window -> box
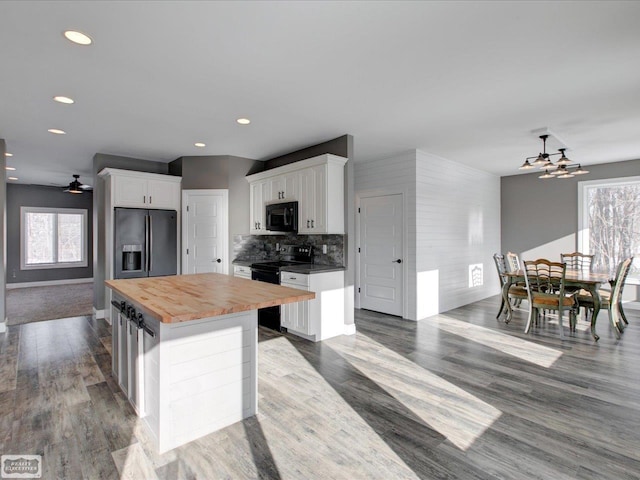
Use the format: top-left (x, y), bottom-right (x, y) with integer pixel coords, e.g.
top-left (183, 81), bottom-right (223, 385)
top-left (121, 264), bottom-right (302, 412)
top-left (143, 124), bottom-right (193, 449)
top-left (20, 207), bottom-right (88, 269)
top-left (578, 177), bottom-right (640, 283)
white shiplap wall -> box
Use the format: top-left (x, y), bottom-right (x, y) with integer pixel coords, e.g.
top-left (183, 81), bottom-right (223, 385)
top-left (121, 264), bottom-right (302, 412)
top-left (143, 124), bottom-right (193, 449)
top-left (355, 150), bottom-right (501, 320)
top-left (416, 150), bottom-right (501, 315)
top-left (355, 151), bottom-right (417, 319)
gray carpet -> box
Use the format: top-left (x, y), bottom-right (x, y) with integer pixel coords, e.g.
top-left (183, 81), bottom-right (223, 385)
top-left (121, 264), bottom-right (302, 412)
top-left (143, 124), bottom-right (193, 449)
top-left (6, 282), bottom-right (94, 325)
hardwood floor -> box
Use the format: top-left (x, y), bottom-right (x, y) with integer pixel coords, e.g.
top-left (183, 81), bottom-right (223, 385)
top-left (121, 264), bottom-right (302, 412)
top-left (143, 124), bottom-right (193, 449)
top-left (1, 297), bottom-right (639, 479)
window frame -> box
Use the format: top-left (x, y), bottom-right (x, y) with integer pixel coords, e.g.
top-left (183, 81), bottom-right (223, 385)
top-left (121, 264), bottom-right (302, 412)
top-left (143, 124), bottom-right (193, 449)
top-left (578, 175), bottom-right (640, 283)
top-left (20, 206), bottom-right (88, 270)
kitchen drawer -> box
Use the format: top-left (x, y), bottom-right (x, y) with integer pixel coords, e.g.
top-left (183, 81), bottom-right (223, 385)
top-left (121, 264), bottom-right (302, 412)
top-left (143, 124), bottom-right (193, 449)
top-left (233, 266), bottom-right (251, 278)
top-left (280, 271), bottom-right (309, 288)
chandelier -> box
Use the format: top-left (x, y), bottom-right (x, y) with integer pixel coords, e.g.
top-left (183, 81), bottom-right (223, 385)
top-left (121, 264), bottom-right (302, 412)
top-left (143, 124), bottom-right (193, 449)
top-left (519, 134), bottom-right (589, 179)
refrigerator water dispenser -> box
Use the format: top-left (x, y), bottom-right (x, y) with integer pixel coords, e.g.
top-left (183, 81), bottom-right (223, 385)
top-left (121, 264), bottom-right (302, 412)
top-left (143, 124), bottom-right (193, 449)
top-left (122, 244), bottom-right (142, 271)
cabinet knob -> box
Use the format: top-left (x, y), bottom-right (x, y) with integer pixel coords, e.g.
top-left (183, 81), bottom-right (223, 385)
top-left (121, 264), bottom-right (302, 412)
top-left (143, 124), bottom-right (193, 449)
top-left (215, 258), bottom-right (222, 263)
top-left (307, 220), bottom-right (310, 228)
top-left (393, 259), bottom-right (402, 264)
top-left (311, 220), bottom-right (314, 228)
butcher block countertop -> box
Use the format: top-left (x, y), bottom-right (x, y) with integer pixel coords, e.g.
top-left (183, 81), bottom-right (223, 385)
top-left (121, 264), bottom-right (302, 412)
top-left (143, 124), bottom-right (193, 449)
top-left (105, 273), bottom-right (315, 324)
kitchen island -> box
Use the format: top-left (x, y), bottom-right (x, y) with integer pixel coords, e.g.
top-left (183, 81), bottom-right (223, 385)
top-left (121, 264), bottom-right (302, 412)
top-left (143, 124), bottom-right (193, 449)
top-left (105, 273), bottom-right (314, 453)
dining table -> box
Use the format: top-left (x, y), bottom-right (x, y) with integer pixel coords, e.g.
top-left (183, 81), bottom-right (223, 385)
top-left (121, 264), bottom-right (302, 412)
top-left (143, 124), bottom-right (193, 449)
top-left (501, 269), bottom-right (614, 341)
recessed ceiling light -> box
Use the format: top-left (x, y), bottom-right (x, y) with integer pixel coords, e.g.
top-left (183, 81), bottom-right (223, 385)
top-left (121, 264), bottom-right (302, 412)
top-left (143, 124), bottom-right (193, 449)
top-left (5, 152), bottom-right (12, 157)
top-left (5, 167), bottom-right (16, 171)
top-left (64, 30), bottom-right (92, 45)
top-left (194, 142), bottom-right (206, 148)
top-left (54, 95), bottom-right (75, 104)
top-left (236, 118), bottom-right (251, 125)
top-left (48, 128), bottom-right (66, 135)
top-left (8, 177), bottom-right (18, 181)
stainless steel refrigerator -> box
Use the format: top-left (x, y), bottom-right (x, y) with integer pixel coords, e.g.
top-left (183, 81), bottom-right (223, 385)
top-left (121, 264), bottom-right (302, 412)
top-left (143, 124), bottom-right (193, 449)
top-left (114, 207), bottom-right (177, 279)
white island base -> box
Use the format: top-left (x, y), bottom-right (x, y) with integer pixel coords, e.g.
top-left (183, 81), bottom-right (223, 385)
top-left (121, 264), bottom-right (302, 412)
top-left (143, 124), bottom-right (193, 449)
top-left (112, 304), bottom-right (257, 454)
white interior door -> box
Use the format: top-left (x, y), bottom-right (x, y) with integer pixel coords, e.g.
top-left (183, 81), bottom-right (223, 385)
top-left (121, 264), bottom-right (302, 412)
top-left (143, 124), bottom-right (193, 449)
top-left (359, 194), bottom-right (403, 316)
top-left (182, 190), bottom-right (228, 275)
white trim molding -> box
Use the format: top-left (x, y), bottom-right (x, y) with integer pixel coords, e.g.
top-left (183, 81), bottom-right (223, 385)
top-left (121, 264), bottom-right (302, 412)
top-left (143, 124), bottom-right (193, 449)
top-left (6, 277), bottom-right (93, 290)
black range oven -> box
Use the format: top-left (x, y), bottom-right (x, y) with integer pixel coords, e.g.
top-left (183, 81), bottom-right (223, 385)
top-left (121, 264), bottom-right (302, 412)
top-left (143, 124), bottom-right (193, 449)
top-left (250, 245), bottom-right (313, 331)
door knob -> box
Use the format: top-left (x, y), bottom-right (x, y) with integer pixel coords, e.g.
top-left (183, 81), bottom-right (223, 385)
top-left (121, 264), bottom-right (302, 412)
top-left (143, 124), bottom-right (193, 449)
top-left (393, 259), bottom-right (402, 264)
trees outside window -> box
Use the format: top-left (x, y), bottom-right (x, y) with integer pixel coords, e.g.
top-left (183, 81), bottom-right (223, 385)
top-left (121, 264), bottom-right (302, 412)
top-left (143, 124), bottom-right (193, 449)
top-left (579, 177), bottom-right (639, 282)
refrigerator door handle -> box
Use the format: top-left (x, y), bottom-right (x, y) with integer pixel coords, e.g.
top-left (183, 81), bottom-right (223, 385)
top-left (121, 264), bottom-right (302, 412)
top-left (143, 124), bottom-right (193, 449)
top-left (149, 215), bottom-right (153, 273)
top-left (144, 215), bottom-right (149, 272)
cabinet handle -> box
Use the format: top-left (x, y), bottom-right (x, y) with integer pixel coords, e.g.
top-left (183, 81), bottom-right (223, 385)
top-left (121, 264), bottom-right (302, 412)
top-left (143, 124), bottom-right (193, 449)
top-left (281, 191), bottom-right (285, 199)
top-left (143, 195), bottom-right (146, 204)
top-left (311, 219), bottom-right (314, 228)
top-left (307, 220), bottom-right (310, 228)
top-left (149, 196), bottom-right (152, 204)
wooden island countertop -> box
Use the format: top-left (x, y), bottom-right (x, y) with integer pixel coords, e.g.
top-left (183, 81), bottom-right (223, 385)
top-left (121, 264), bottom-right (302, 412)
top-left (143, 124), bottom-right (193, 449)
top-left (105, 273), bottom-right (315, 324)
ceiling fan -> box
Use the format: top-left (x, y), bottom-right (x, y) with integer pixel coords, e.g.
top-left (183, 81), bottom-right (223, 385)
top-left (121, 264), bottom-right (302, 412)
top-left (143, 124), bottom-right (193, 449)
top-left (63, 174), bottom-right (93, 194)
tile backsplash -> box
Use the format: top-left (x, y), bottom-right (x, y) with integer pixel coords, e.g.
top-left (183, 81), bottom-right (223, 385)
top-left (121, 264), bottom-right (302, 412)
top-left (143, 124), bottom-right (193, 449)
top-left (233, 234), bottom-right (345, 266)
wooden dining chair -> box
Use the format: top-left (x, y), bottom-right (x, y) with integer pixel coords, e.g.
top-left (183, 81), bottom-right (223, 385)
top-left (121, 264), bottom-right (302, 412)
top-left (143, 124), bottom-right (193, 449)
top-left (523, 259), bottom-right (577, 338)
top-left (506, 252), bottom-right (521, 272)
top-left (576, 256), bottom-right (634, 338)
top-left (561, 252), bottom-right (595, 272)
top-left (493, 253), bottom-right (528, 319)
top-left (561, 252), bottom-right (595, 319)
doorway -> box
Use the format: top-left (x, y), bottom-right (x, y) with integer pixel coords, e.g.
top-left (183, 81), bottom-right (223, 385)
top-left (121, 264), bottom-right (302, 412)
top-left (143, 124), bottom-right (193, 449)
top-left (358, 193), bottom-right (404, 316)
top-left (182, 190), bottom-right (229, 275)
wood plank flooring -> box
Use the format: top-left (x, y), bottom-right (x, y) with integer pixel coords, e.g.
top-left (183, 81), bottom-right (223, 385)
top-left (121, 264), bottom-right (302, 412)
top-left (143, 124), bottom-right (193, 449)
top-left (1, 298), bottom-right (639, 479)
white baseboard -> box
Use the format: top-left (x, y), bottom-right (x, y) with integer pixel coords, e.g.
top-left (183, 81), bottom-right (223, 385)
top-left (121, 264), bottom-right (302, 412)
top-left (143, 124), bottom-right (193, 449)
top-left (343, 323), bottom-right (356, 336)
top-left (0, 319), bottom-right (6, 333)
top-left (94, 308), bottom-right (106, 320)
top-left (7, 278), bottom-right (93, 290)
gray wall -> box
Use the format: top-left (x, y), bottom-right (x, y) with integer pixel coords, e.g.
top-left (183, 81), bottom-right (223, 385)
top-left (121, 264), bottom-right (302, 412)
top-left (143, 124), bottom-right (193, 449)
top-left (502, 158), bottom-right (640, 255)
top-left (0, 140), bottom-right (6, 329)
top-left (6, 184), bottom-right (93, 284)
top-left (264, 136), bottom-right (350, 170)
top-left (92, 153), bottom-right (170, 311)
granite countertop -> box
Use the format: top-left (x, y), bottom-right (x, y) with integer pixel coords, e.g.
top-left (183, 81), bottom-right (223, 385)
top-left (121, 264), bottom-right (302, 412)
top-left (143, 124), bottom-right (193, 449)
top-left (232, 258), bottom-right (345, 274)
top-left (231, 259), bottom-right (257, 267)
top-left (105, 273), bottom-right (314, 324)
top-left (280, 264), bottom-right (346, 274)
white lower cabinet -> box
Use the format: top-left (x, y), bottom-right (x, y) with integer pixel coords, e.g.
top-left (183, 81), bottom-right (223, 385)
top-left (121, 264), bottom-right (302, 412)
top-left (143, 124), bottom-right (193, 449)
top-left (111, 298), bottom-right (146, 416)
top-left (233, 265), bottom-right (252, 279)
top-left (280, 270), bottom-right (345, 342)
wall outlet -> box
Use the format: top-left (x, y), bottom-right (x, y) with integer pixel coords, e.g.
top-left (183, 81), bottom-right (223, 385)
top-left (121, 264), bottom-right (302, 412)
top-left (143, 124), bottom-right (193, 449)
top-left (322, 244), bottom-right (327, 254)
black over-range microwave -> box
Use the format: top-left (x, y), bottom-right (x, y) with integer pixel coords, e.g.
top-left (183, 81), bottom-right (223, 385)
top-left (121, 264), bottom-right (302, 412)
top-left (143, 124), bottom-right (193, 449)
top-left (266, 201), bottom-right (298, 232)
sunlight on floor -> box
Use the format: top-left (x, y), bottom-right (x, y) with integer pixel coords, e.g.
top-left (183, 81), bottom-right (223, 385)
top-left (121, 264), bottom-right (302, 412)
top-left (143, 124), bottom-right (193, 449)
top-left (257, 336), bottom-right (422, 479)
top-left (328, 333), bottom-right (502, 451)
top-left (432, 315), bottom-right (564, 368)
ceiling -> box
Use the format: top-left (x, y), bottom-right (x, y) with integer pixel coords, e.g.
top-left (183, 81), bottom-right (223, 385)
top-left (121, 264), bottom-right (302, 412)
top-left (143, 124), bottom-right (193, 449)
top-left (2, 1), bottom-right (640, 188)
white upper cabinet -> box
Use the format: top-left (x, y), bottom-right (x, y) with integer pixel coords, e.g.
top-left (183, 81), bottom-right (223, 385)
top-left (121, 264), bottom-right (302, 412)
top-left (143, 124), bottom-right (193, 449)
top-left (269, 171), bottom-right (299, 202)
top-left (247, 154), bottom-right (347, 235)
top-left (147, 178), bottom-right (181, 209)
top-left (101, 168), bottom-right (181, 210)
top-left (250, 180), bottom-right (270, 234)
